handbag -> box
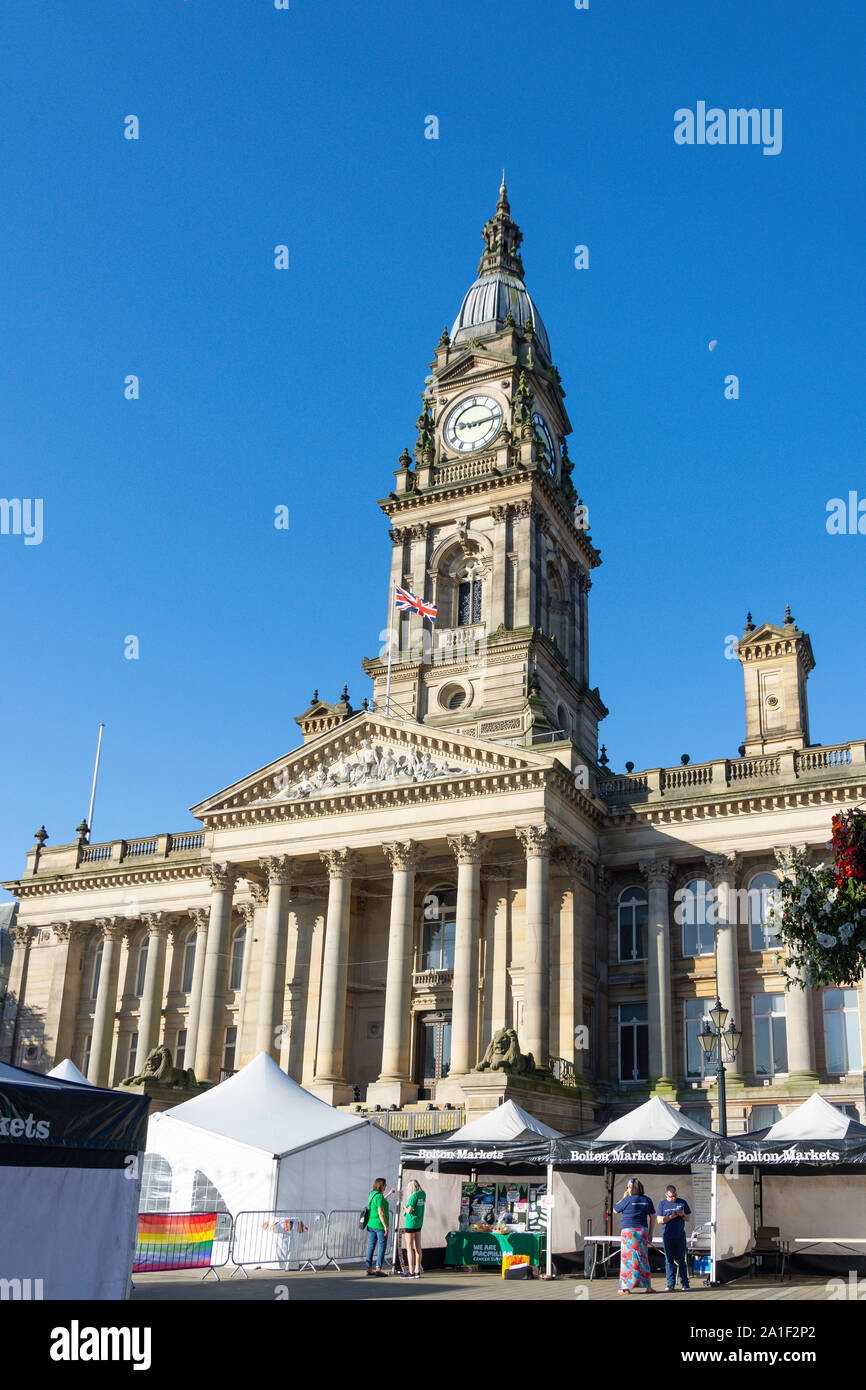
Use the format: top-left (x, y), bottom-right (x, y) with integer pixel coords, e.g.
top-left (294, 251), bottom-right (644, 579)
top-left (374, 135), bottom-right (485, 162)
top-left (359, 1205), bottom-right (370, 1229)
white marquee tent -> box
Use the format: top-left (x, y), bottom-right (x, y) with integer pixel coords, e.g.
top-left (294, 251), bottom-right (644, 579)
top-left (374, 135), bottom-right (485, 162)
top-left (47, 1058), bottom-right (91, 1085)
top-left (446, 1099), bottom-right (563, 1144)
top-left (144, 1052), bottom-right (400, 1221)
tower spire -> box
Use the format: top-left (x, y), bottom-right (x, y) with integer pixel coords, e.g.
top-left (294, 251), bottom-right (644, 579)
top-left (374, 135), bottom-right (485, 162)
top-left (478, 175), bottom-right (524, 280)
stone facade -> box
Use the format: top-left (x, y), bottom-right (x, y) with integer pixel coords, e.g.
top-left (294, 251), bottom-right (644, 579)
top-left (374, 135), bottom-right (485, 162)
top-left (2, 185), bottom-right (864, 1133)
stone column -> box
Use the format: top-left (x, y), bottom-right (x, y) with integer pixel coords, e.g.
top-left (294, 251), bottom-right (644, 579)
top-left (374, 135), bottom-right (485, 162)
top-left (705, 852), bottom-right (744, 1081)
top-left (446, 832), bottom-right (486, 1075)
top-left (482, 868), bottom-right (511, 1045)
top-left (578, 573), bottom-right (591, 686)
top-left (136, 912), bottom-right (170, 1062)
top-left (512, 500), bottom-right (535, 628)
top-left (775, 845), bottom-right (819, 1080)
top-left (368, 841), bottom-right (421, 1106)
top-left (310, 849), bottom-right (357, 1104)
top-left (490, 505), bottom-right (510, 631)
top-left (387, 527), bottom-right (407, 653)
top-left (234, 897), bottom-right (260, 1067)
top-left (87, 918), bottom-right (126, 1085)
top-left (0, 924), bottom-right (34, 1062)
top-left (193, 863), bottom-right (239, 1083)
top-left (255, 856), bottom-right (294, 1058)
top-left (638, 858), bottom-right (675, 1090)
top-left (407, 523), bottom-right (429, 659)
top-left (184, 907), bottom-right (210, 1067)
top-left (47, 922), bottom-right (87, 1066)
top-left (552, 848), bottom-right (591, 1073)
top-left (517, 825), bottom-right (551, 1065)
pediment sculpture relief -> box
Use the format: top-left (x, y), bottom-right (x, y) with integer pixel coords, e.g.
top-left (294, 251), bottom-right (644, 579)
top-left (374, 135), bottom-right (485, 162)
top-left (255, 738), bottom-right (468, 803)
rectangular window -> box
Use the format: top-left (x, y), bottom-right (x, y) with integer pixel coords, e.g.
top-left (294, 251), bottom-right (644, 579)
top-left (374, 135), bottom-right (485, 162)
top-left (223, 1026), bottom-right (237, 1074)
top-left (80, 1035), bottom-right (92, 1075)
top-left (175, 1028), bottom-right (187, 1072)
top-left (618, 894), bottom-right (647, 962)
top-left (127, 1031), bottom-right (138, 1078)
top-left (823, 989), bottom-right (863, 1074)
top-left (619, 1002), bottom-right (648, 1082)
top-left (752, 994), bottom-right (788, 1077)
top-left (181, 940), bottom-right (196, 994)
top-left (684, 999), bottom-right (709, 1079)
top-left (750, 1104), bottom-right (781, 1129)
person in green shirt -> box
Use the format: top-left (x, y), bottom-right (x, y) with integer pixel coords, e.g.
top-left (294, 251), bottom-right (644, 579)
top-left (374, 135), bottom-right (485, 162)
top-left (402, 1179), bottom-right (426, 1278)
top-left (365, 1178), bottom-right (390, 1275)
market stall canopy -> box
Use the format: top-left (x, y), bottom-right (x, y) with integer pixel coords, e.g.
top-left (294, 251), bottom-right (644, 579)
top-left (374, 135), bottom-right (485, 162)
top-left (553, 1096), bottom-right (729, 1167)
top-left (145, 1052), bottom-right (399, 1216)
top-left (0, 1059), bottom-right (148, 1156)
top-left (733, 1091), bottom-right (866, 1168)
top-left (401, 1099), bottom-right (559, 1167)
top-left (162, 1050), bottom-right (369, 1156)
top-left (47, 1058), bottom-right (92, 1085)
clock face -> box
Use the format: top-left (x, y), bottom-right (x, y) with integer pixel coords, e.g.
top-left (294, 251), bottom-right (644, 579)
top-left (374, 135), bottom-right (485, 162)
top-left (532, 412), bottom-right (557, 476)
top-left (444, 395), bottom-right (503, 453)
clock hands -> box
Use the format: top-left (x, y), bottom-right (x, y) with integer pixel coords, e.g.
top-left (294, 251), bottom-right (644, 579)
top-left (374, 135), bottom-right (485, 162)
top-left (456, 415), bottom-right (494, 432)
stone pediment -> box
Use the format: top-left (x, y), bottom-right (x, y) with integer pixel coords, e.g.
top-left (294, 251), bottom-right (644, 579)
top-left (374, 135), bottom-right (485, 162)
top-left (190, 712), bottom-right (551, 820)
top-left (436, 349), bottom-right (512, 387)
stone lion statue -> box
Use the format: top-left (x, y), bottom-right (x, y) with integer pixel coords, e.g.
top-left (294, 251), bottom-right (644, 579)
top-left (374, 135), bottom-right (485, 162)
top-left (474, 1028), bottom-right (536, 1076)
top-left (122, 1044), bottom-right (197, 1089)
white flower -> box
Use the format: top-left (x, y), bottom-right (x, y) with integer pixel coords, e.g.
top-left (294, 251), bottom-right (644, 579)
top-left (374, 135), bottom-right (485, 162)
top-left (827, 887), bottom-right (839, 903)
top-left (799, 891), bottom-right (810, 906)
top-left (816, 932), bottom-right (837, 948)
top-left (839, 923), bottom-right (855, 943)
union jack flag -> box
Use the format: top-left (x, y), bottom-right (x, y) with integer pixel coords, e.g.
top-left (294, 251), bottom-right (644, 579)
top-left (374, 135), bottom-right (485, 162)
top-left (395, 586), bottom-right (437, 621)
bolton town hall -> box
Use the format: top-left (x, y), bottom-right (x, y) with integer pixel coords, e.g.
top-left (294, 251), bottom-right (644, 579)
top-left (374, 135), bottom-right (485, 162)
top-left (3, 183), bottom-right (865, 1133)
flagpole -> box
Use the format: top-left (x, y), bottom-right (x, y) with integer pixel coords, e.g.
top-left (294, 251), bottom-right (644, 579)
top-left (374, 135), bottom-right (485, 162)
top-left (87, 723), bottom-right (105, 838)
top-left (385, 581), bottom-right (395, 717)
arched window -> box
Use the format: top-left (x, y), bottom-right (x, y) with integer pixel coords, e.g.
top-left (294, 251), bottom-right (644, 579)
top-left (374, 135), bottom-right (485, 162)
top-left (90, 942), bottom-right (103, 1000)
top-left (421, 885), bottom-right (457, 971)
top-left (181, 931), bottom-right (197, 994)
top-left (456, 563), bottom-right (483, 627)
top-left (748, 871), bottom-right (779, 951)
top-left (229, 927), bottom-right (245, 991)
top-left (679, 878), bottom-right (715, 957)
top-left (546, 565), bottom-right (567, 654)
top-left (191, 1170), bottom-right (229, 1215)
top-left (618, 887), bottom-right (647, 961)
top-left (135, 935), bottom-right (149, 997)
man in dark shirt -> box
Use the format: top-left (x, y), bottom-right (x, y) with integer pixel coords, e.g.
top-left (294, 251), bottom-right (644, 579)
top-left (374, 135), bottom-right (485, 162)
top-left (656, 1184), bottom-right (691, 1291)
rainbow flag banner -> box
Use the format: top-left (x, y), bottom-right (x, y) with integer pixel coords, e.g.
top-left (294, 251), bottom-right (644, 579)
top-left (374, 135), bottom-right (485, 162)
top-left (133, 1212), bottom-right (218, 1272)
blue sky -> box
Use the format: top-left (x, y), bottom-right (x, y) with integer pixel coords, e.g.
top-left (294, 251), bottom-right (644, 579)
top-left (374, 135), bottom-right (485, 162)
top-left (1, 0), bottom-right (864, 891)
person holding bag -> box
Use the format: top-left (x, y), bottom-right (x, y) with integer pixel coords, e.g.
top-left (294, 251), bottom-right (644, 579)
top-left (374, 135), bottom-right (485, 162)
top-left (365, 1178), bottom-right (390, 1276)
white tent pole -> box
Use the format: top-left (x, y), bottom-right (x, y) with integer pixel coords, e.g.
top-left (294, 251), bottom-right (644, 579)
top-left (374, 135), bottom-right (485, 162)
top-left (545, 1159), bottom-right (554, 1277)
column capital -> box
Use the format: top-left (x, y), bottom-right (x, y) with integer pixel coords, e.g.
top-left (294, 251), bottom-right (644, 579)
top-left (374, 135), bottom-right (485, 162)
top-left (637, 857), bottom-right (675, 888)
top-left (188, 906), bottom-right (210, 933)
top-left (258, 854), bottom-right (294, 887)
top-left (9, 922), bottom-right (36, 949)
top-left (236, 901), bottom-right (256, 928)
top-left (551, 844), bottom-right (593, 883)
top-left (382, 840), bottom-right (422, 872)
top-left (207, 861), bottom-right (239, 893)
top-left (93, 917), bottom-right (128, 943)
top-left (704, 851), bottom-right (741, 887)
top-left (48, 920), bottom-right (76, 943)
top-left (774, 844), bottom-right (808, 877)
top-left (516, 824), bottom-right (552, 859)
top-left (446, 831), bottom-right (488, 865)
top-left (320, 847), bottom-right (359, 879)
top-left (141, 911), bottom-right (170, 939)
top-left (247, 878), bottom-right (270, 907)
top-left (491, 503), bottom-right (511, 524)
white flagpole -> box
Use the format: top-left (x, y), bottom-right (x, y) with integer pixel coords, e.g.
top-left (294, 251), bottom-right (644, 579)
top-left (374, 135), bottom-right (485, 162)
top-left (385, 582), bottom-right (396, 717)
top-left (87, 723), bottom-right (105, 838)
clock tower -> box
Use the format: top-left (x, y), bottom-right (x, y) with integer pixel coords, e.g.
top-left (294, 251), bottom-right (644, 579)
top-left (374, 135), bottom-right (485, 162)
top-left (363, 179), bottom-right (607, 762)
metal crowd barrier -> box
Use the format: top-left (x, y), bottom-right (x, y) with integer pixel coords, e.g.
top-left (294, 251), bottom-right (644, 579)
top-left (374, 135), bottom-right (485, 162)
top-left (325, 1209), bottom-right (372, 1268)
top-left (133, 1211), bottom-right (235, 1281)
top-left (230, 1210), bottom-right (327, 1276)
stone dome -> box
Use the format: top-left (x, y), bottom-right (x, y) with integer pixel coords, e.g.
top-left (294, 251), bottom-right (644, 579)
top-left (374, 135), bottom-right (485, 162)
top-left (451, 269), bottom-right (551, 360)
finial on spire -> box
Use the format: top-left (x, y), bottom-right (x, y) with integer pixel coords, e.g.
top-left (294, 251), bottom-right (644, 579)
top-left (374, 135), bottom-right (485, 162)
top-left (744, 612), bottom-right (755, 632)
top-left (478, 177), bottom-right (524, 280)
top-left (784, 603), bottom-right (794, 625)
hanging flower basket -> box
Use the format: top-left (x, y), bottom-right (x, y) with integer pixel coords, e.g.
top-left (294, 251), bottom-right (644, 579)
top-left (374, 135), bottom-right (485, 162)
top-left (766, 808), bottom-right (866, 988)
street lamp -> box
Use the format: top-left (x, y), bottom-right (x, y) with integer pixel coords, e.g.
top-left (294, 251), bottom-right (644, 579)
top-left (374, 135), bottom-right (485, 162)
top-left (699, 998), bottom-right (742, 1137)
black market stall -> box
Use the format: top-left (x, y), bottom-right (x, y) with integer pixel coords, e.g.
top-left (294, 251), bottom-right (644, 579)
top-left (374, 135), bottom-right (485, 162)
top-left (551, 1096), bottom-right (748, 1284)
top-left (732, 1092), bottom-right (866, 1273)
top-left (0, 1060), bottom-right (149, 1299)
top-left (400, 1100), bottom-right (562, 1274)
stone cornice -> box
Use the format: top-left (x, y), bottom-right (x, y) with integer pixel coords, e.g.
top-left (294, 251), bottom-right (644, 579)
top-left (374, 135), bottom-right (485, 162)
top-left (605, 779), bottom-right (866, 829)
top-left (6, 862), bottom-right (209, 899)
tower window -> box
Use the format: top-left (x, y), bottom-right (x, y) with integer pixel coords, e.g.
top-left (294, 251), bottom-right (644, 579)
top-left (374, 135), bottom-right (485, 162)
top-left (456, 564), bottom-right (483, 626)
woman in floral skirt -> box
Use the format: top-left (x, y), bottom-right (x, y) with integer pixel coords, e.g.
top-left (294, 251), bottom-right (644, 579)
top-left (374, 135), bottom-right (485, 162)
top-left (613, 1178), bottom-right (656, 1293)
